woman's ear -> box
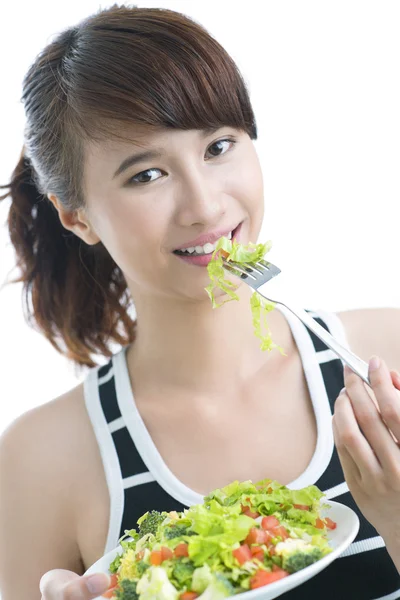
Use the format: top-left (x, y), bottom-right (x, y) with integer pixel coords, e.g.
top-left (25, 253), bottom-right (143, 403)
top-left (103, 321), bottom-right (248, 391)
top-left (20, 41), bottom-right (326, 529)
top-left (47, 194), bottom-right (101, 245)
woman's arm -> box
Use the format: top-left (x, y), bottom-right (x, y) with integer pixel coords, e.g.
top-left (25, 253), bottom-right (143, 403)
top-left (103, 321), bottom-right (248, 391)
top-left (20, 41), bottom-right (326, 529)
top-left (0, 404), bottom-right (84, 599)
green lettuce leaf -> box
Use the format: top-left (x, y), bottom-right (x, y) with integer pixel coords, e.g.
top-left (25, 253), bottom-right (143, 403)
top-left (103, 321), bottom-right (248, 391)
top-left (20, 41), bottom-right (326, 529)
top-left (205, 237), bottom-right (286, 355)
top-left (184, 504), bottom-right (255, 567)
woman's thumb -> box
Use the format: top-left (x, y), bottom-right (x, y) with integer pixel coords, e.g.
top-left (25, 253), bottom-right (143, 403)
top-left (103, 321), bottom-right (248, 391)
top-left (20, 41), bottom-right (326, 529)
top-left (40, 568), bottom-right (111, 599)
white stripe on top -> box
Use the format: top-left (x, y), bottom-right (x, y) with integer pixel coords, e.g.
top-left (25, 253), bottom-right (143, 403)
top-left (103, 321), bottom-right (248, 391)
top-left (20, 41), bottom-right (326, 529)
top-left (84, 367), bottom-right (125, 555)
top-left (98, 368), bottom-right (115, 386)
top-left (339, 536), bottom-right (386, 557)
top-left (123, 471), bottom-right (156, 490)
top-left (323, 481), bottom-right (349, 499)
top-left (372, 589), bottom-right (400, 600)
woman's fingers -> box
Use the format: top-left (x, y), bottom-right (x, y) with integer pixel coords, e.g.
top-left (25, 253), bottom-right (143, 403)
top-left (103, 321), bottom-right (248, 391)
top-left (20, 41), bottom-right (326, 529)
top-left (342, 363), bottom-right (400, 478)
top-left (40, 568), bottom-right (111, 599)
top-left (390, 369), bottom-right (400, 391)
top-left (366, 359), bottom-right (400, 443)
top-left (333, 388), bottom-right (381, 485)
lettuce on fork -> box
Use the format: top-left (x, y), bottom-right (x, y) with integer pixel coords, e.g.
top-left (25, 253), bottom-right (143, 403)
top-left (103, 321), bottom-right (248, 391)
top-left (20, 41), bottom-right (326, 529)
top-left (205, 237), bottom-right (286, 354)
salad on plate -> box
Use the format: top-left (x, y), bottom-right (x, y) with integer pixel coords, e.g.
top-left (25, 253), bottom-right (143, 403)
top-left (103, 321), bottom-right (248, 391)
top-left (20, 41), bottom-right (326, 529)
top-left (101, 479), bottom-right (337, 599)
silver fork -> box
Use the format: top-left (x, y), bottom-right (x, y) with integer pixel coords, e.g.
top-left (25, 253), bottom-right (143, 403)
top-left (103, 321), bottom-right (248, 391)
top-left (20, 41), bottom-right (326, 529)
top-left (222, 257), bottom-right (371, 387)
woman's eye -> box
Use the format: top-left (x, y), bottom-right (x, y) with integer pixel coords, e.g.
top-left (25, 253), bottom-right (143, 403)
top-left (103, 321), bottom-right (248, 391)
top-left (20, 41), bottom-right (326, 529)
top-left (206, 138), bottom-right (236, 159)
top-left (129, 168), bottom-right (163, 185)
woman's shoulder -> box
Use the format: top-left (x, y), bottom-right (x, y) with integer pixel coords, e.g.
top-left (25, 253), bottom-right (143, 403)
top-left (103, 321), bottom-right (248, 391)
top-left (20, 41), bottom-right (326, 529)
top-left (0, 382), bottom-right (94, 503)
top-left (0, 384), bottom-right (93, 593)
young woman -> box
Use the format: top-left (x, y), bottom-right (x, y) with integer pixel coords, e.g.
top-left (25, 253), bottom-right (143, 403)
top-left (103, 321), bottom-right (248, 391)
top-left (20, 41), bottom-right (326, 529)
top-left (0, 6), bottom-right (399, 600)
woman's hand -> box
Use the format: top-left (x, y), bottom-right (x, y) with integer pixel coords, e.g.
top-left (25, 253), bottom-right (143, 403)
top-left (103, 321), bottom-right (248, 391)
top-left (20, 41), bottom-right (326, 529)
top-left (40, 568), bottom-right (111, 599)
top-left (332, 356), bottom-right (400, 570)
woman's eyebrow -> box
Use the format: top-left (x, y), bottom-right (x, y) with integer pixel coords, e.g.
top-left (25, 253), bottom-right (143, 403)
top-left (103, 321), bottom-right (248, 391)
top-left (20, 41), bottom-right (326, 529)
top-left (113, 149), bottom-right (164, 179)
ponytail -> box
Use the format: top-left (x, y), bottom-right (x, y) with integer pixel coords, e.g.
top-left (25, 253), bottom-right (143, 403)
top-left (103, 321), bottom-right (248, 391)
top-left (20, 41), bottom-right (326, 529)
top-left (0, 149), bottom-right (136, 368)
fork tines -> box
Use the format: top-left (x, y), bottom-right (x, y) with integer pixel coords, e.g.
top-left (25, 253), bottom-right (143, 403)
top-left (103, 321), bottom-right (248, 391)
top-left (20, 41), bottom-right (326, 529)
top-left (222, 257), bottom-right (281, 283)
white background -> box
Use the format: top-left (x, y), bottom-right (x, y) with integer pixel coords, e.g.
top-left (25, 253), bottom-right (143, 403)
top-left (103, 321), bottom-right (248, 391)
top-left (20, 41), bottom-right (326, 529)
top-left (0, 0), bottom-right (399, 436)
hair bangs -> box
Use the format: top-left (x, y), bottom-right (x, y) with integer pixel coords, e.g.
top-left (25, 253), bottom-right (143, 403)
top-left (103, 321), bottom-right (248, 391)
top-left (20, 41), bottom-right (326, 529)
top-left (64, 7), bottom-right (257, 143)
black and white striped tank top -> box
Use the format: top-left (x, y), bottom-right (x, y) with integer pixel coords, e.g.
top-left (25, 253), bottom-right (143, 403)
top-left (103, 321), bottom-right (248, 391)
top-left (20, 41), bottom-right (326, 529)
top-left (84, 306), bottom-right (400, 599)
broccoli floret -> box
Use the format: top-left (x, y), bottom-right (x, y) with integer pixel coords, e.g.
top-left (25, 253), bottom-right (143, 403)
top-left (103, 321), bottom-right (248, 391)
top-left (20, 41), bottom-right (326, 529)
top-left (114, 578), bottom-right (139, 600)
top-left (274, 538), bottom-right (324, 574)
top-left (138, 510), bottom-right (166, 537)
top-left (281, 547), bottom-right (323, 573)
top-left (109, 553), bottom-right (122, 574)
top-left (172, 560), bottom-right (195, 586)
top-left (164, 524), bottom-right (195, 540)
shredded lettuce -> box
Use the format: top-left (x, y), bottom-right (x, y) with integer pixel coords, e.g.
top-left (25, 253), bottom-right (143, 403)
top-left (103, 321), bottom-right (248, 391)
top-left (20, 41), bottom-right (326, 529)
top-left (205, 237), bottom-right (286, 355)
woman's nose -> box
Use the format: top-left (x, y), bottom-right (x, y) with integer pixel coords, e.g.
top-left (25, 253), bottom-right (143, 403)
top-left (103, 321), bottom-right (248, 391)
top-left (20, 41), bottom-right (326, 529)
top-left (174, 171), bottom-right (227, 227)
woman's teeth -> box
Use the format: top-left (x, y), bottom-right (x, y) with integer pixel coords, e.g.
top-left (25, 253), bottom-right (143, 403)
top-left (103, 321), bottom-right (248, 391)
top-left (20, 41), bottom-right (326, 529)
top-left (179, 230), bottom-right (233, 255)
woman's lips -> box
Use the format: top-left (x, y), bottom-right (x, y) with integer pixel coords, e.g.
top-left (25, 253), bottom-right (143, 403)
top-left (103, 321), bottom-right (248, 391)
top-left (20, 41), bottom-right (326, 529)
top-left (174, 222), bottom-right (242, 267)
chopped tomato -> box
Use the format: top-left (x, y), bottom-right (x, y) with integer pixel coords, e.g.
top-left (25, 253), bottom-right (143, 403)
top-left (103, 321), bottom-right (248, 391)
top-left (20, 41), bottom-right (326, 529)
top-left (250, 568), bottom-right (289, 589)
top-left (262, 528), bottom-right (275, 541)
top-left (180, 593), bottom-right (199, 600)
top-left (251, 545), bottom-right (265, 561)
top-left (261, 516), bottom-right (280, 530)
top-left (315, 518), bottom-right (325, 529)
top-left (325, 517), bottom-right (337, 530)
top-left (233, 544), bottom-right (252, 565)
top-left (101, 573), bottom-right (118, 598)
top-left (293, 503), bottom-right (309, 510)
top-left (241, 504), bottom-right (260, 518)
top-left (245, 527), bottom-right (268, 545)
top-left (150, 550), bottom-right (163, 565)
top-left (243, 507), bottom-right (261, 519)
top-left (101, 574), bottom-right (119, 598)
top-left (272, 525), bottom-right (289, 541)
top-left (161, 546), bottom-right (174, 561)
top-left (174, 543), bottom-right (189, 558)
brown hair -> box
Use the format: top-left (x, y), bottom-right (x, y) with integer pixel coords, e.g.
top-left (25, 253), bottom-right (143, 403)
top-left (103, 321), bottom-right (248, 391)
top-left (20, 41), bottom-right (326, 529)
top-left (0, 4), bottom-right (257, 368)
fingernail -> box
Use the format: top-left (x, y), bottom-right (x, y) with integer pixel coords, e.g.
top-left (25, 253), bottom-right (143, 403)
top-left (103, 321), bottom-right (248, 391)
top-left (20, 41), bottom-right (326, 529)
top-left (339, 387), bottom-right (346, 394)
top-left (369, 356), bottom-right (380, 372)
top-left (86, 573), bottom-right (111, 594)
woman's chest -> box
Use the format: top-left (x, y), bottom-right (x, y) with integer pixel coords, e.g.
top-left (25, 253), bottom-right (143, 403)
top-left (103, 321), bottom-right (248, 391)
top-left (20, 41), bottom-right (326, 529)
top-left (76, 357), bottom-right (319, 570)
top-left (144, 365), bottom-right (318, 494)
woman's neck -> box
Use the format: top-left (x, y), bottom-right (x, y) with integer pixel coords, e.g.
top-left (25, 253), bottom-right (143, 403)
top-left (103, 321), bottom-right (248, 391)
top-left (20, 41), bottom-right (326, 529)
top-left (126, 285), bottom-right (291, 395)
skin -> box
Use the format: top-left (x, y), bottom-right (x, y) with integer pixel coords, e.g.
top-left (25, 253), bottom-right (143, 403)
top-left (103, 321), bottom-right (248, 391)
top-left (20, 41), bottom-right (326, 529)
top-left (0, 126), bottom-right (399, 600)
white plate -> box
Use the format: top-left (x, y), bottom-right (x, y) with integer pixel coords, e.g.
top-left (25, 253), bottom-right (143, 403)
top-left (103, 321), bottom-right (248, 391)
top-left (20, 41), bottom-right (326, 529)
top-left (85, 500), bottom-right (359, 600)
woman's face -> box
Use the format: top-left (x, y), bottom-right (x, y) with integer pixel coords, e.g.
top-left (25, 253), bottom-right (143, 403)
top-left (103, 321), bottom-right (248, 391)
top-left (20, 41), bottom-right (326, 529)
top-left (83, 125), bottom-right (265, 303)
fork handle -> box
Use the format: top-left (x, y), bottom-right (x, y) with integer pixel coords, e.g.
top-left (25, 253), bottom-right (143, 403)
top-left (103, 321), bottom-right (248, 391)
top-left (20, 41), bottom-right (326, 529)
top-left (275, 302), bottom-right (371, 387)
